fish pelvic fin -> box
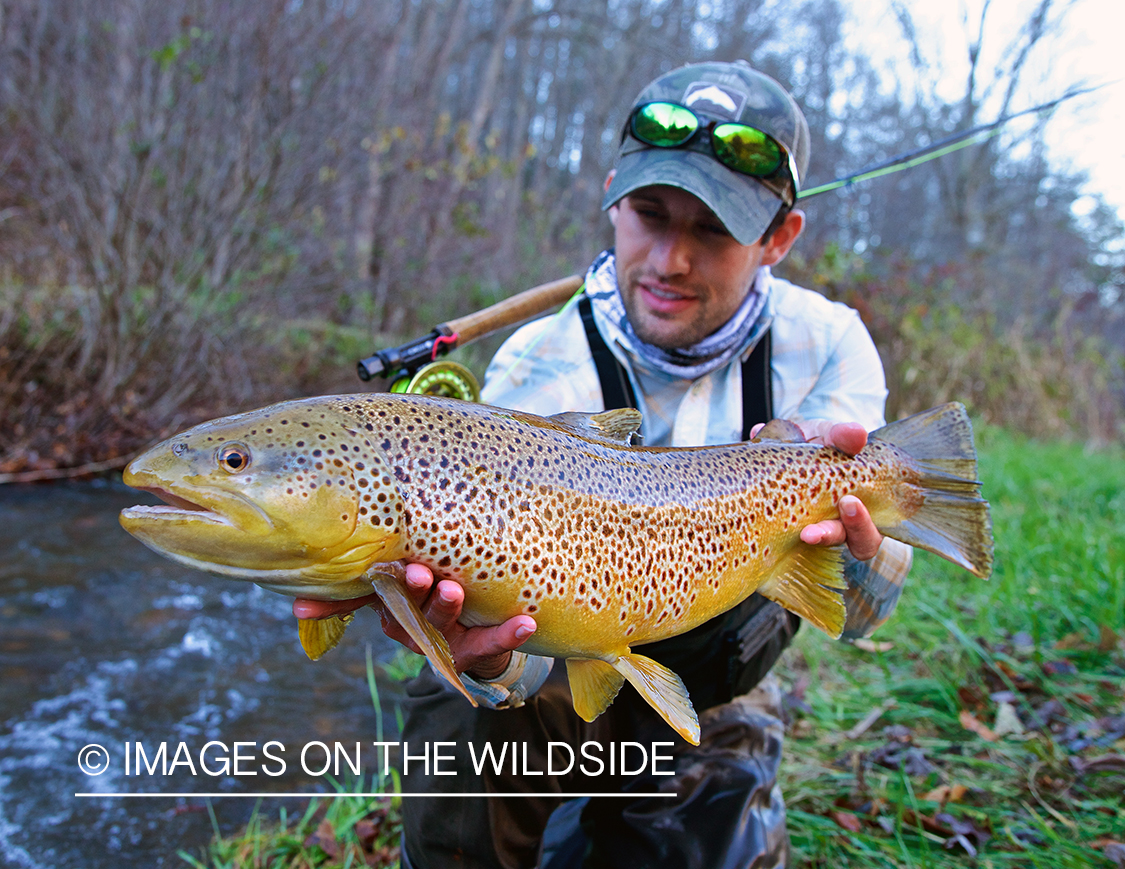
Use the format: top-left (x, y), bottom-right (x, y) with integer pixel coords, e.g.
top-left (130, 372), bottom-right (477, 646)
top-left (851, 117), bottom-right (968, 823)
top-left (566, 658), bottom-right (626, 723)
top-left (298, 613), bottom-right (354, 661)
top-left (757, 543), bottom-right (847, 639)
top-left (612, 653), bottom-right (701, 746)
top-left (871, 403), bottom-right (994, 579)
top-left (365, 567), bottom-right (478, 708)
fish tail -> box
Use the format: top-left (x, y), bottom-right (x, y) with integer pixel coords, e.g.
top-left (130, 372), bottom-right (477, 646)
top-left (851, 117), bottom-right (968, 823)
top-left (872, 402), bottom-right (994, 579)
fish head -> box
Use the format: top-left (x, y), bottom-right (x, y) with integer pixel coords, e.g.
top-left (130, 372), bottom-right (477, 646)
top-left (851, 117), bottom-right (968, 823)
top-left (119, 399), bottom-right (406, 593)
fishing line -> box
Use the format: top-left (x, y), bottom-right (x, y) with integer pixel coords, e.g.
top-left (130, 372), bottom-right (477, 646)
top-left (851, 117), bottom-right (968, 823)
top-left (799, 82), bottom-right (1110, 199)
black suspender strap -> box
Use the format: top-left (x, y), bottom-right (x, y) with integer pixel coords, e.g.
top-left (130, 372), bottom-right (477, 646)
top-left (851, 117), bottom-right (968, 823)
top-left (740, 328), bottom-right (772, 440)
top-left (577, 292), bottom-right (788, 706)
top-left (578, 293), bottom-right (638, 410)
top-left (578, 292), bottom-right (773, 432)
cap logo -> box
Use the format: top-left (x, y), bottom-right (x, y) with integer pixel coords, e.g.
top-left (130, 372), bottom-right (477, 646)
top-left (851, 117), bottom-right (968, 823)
top-left (683, 82), bottom-right (745, 119)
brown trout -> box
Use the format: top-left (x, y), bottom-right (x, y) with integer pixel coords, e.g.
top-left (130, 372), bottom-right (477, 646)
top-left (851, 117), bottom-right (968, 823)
top-left (120, 395), bottom-right (992, 743)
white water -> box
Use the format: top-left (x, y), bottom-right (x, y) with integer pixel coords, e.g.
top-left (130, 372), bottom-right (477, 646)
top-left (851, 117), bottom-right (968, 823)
top-left (0, 480), bottom-right (403, 868)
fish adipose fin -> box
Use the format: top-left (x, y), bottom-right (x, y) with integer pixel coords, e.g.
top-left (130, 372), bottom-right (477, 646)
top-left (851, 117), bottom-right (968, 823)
top-left (298, 613), bottom-right (353, 661)
top-left (366, 567), bottom-right (478, 707)
top-left (751, 419), bottom-right (807, 444)
top-left (871, 403), bottom-right (994, 579)
top-left (757, 544), bottom-right (847, 638)
top-left (566, 658), bottom-right (626, 722)
top-left (612, 653), bottom-right (701, 745)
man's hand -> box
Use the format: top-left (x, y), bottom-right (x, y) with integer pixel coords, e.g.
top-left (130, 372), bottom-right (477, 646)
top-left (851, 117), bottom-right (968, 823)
top-left (751, 419), bottom-right (884, 561)
top-left (292, 563), bottom-right (536, 680)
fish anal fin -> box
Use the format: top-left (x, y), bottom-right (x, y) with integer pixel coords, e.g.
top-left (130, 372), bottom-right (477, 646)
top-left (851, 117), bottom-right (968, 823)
top-left (566, 658), bottom-right (626, 723)
top-left (365, 566), bottom-right (478, 707)
top-left (613, 652), bottom-right (700, 745)
top-left (298, 613), bottom-right (354, 661)
top-left (757, 543), bottom-right (847, 639)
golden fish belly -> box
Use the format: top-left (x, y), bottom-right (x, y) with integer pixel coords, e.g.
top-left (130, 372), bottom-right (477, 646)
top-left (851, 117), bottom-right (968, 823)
top-left (399, 464), bottom-right (848, 660)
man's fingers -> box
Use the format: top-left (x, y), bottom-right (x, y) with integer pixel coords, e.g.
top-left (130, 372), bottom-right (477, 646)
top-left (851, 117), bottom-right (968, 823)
top-left (292, 593), bottom-right (381, 620)
top-left (404, 562), bottom-right (437, 604)
top-left (457, 616), bottom-right (537, 679)
top-left (424, 579), bottom-right (465, 631)
top-left (825, 422), bottom-right (868, 456)
top-left (837, 494), bottom-right (883, 560)
top-left (800, 496), bottom-right (883, 560)
top-left (800, 520), bottom-right (845, 547)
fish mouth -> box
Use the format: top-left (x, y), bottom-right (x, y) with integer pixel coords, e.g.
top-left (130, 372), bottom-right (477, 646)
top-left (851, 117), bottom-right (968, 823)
top-left (120, 486), bottom-right (232, 527)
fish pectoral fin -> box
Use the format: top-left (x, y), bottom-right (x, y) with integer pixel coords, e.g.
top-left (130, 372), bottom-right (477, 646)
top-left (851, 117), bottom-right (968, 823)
top-left (613, 653), bottom-right (700, 746)
top-left (298, 614), bottom-right (354, 661)
top-left (757, 542), bottom-right (847, 639)
top-left (566, 658), bottom-right (626, 723)
top-left (366, 568), bottom-right (478, 708)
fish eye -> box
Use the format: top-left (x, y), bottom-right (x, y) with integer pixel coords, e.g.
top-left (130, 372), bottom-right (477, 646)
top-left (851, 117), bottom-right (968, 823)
top-left (217, 443), bottom-right (251, 474)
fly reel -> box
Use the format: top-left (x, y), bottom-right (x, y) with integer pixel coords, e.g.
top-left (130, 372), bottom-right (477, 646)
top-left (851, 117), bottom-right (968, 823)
top-left (389, 360), bottom-right (481, 403)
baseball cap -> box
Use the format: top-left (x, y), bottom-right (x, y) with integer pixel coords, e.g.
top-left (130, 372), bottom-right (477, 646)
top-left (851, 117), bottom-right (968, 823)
top-left (602, 61), bottom-right (810, 245)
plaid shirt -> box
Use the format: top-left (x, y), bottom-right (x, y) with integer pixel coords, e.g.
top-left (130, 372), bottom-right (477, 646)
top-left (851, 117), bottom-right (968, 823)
top-left (459, 262), bottom-right (911, 707)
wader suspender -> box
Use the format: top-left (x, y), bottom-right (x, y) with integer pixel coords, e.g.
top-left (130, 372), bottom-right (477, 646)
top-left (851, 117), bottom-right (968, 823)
top-left (577, 292), bottom-right (796, 706)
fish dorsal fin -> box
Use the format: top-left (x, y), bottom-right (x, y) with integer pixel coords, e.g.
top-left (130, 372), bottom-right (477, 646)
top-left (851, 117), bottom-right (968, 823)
top-left (756, 542), bottom-right (847, 638)
top-left (751, 419), bottom-right (807, 444)
top-left (566, 658), bottom-right (626, 722)
top-left (612, 652), bottom-right (700, 745)
top-left (548, 409), bottom-right (643, 446)
top-left (298, 613), bottom-right (354, 660)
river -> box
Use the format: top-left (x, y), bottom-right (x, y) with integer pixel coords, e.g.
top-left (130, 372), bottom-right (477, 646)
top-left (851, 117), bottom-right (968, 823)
top-left (0, 479), bottom-right (406, 868)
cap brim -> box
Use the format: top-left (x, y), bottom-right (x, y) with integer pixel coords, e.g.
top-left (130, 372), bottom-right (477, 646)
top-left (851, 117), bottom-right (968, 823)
top-left (601, 149), bottom-right (782, 245)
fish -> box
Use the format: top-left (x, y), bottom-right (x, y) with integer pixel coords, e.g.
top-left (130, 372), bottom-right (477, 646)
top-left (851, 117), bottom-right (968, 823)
top-left (119, 394), bottom-right (993, 744)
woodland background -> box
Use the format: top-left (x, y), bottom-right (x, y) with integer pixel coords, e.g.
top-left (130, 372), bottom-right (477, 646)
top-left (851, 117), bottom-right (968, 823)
top-left (1, 0), bottom-right (1123, 474)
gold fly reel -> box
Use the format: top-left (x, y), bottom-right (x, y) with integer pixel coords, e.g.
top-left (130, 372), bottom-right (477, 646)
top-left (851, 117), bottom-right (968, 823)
top-left (389, 361), bottom-right (481, 402)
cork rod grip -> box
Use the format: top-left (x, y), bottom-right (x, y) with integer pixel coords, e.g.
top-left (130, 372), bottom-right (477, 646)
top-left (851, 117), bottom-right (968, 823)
top-left (440, 275), bottom-right (582, 346)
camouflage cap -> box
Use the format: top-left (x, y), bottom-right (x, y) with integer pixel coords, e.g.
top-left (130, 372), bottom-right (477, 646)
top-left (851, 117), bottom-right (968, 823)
top-left (602, 61), bottom-right (810, 245)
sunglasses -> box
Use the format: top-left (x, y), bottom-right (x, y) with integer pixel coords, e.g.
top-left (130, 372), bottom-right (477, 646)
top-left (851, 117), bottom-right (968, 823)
top-left (627, 101), bottom-right (799, 205)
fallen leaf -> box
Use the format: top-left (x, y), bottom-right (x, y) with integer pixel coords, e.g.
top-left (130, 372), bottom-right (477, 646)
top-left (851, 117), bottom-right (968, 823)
top-left (831, 810), bottom-right (863, 832)
top-left (1104, 842), bottom-right (1125, 868)
top-left (921, 784), bottom-right (968, 804)
top-left (1056, 631), bottom-right (1093, 651)
top-left (1098, 625), bottom-right (1120, 653)
top-left (1042, 659), bottom-right (1078, 676)
top-left (960, 709), bottom-right (998, 742)
top-left (304, 819), bottom-right (340, 858)
top-left (993, 701), bottom-right (1025, 737)
top-left (936, 812), bottom-right (991, 857)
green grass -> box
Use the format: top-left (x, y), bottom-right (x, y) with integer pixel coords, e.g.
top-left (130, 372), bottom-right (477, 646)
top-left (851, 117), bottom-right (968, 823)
top-left (779, 425), bottom-right (1125, 867)
top-left (185, 426), bottom-right (1125, 868)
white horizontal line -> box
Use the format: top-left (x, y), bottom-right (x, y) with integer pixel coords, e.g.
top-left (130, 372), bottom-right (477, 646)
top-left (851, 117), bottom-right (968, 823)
top-left (75, 792), bottom-right (677, 799)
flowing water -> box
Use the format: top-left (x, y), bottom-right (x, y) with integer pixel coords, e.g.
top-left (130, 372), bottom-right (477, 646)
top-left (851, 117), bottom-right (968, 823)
top-left (0, 479), bottom-right (406, 868)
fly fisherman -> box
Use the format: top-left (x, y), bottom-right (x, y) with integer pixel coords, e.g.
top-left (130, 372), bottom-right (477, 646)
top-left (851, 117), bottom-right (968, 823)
top-left (297, 61), bottom-right (912, 869)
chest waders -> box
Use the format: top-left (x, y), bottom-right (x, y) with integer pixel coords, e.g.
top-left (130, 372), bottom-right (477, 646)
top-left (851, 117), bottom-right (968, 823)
top-left (577, 293), bottom-right (800, 710)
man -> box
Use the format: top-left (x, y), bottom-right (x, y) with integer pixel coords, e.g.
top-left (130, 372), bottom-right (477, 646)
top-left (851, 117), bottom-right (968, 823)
top-left (297, 60), bottom-right (910, 868)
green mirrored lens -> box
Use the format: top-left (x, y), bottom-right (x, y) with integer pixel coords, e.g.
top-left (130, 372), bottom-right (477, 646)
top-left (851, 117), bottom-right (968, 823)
top-left (712, 123), bottom-right (783, 176)
top-left (633, 102), bottom-right (698, 147)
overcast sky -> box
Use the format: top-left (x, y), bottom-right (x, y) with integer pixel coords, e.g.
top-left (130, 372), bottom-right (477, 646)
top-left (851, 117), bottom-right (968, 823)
top-left (848, 0), bottom-right (1124, 225)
